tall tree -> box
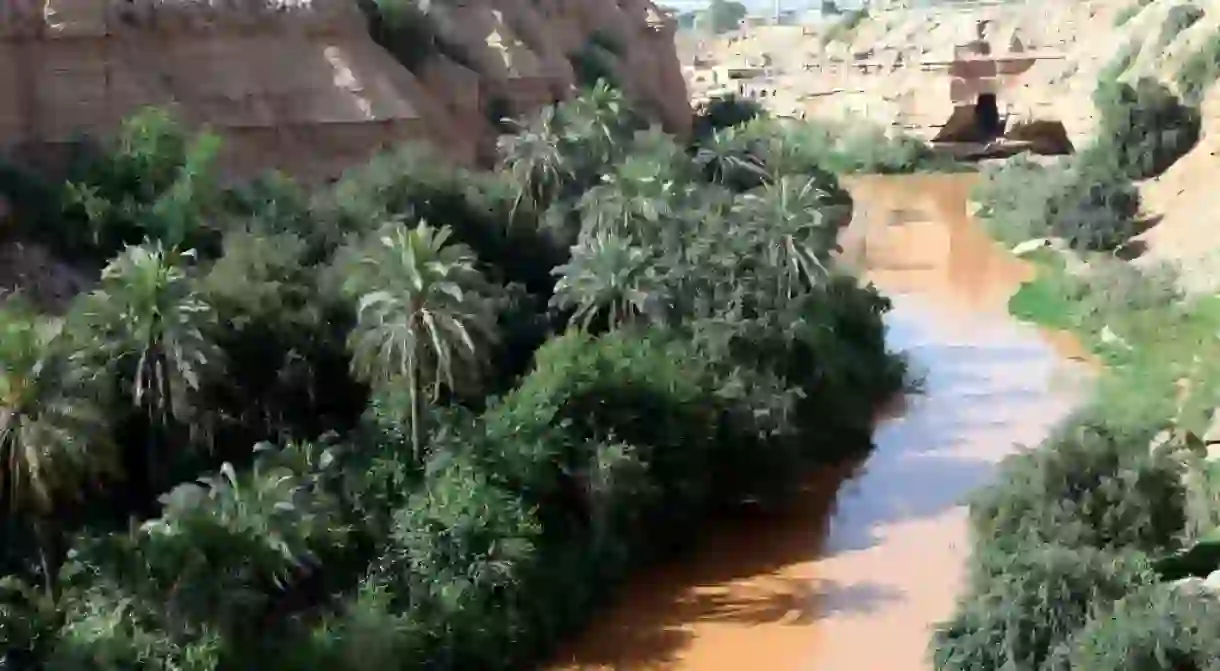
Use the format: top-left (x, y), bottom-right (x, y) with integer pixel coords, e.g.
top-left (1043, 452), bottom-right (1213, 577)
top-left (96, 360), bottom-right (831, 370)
top-left (552, 233), bottom-right (659, 331)
top-left (708, 0), bottom-right (747, 33)
top-left (340, 221), bottom-right (498, 461)
top-left (72, 243), bottom-right (219, 497)
top-left (0, 304), bottom-right (112, 596)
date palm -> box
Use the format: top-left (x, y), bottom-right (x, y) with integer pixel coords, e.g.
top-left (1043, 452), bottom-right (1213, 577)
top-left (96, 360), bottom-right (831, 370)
top-left (693, 126), bottom-right (768, 191)
top-left (733, 175), bottom-right (846, 300)
top-left (72, 242), bottom-right (219, 495)
top-left (552, 233), bottom-right (660, 331)
top-left (341, 221), bottom-right (497, 461)
top-left (499, 106), bottom-right (573, 217)
top-left (0, 304), bottom-right (112, 596)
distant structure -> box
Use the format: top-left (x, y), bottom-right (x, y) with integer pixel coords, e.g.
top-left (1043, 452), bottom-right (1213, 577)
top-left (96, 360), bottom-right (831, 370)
top-left (920, 20), bottom-right (1057, 144)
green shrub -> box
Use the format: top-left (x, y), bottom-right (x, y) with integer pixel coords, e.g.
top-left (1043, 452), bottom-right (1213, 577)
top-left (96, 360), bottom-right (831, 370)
top-left (1086, 77), bottom-right (1201, 180)
top-left (485, 330), bottom-right (722, 540)
top-left (931, 544), bottom-right (1157, 671)
top-left (331, 144), bottom-right (565, 295)
top-left (970, 414), bottom-right (1187, 556)
top-left (835, 125), bottom-right (943, 174)
top-left (779, 275), bottom-right (907, 453)
top-left (1175, 29), bottom-right (1220, 104)
top-left (734, 117), bottom-right (956, 175)
top-left (974, 157), bottom-right (1141, 250)
top-left (1059, 257), bottom-right (1183, 326)
top-left (1158, 4), bottom-right (1205, 49)
top-left (285, 579), bottom-right (427, 670)
top-left (58, 107), bottom-right (223, 264)
top-left (0, 576), bottom-right (58, 668)
top-left (1048, 162), bottom-right (1143, 249)
top-left (708, 0), bottom-right (747, 34)
top-left (587, 29), bottom-right (623, 56)
top-left (376, 331), bottom-right (747, 667)
top-left (0, 160), bottom-right (61, 244)
top-left (372, 455), bottom-right (542, 668)
top-left (1044, 584), bottom-right (1220, 670)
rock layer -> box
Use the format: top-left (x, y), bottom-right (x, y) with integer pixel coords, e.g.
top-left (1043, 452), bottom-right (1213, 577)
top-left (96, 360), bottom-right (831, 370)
top-left (0, 0), bottom-right (691, 180)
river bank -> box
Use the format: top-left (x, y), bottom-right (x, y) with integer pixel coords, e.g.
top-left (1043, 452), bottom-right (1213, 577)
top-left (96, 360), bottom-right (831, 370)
top-left (548, 174), bottom-right (1092, 670)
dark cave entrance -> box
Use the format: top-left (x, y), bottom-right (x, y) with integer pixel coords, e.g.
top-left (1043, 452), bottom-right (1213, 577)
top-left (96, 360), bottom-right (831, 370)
top-left (974, 93), bottom-right (1003, 140)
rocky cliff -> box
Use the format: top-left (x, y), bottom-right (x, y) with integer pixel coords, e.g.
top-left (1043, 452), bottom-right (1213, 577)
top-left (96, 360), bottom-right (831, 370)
top-left (0, 0), bottom-right (691, 181)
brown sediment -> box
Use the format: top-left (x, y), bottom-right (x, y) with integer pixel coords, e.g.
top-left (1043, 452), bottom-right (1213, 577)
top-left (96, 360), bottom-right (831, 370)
top-left (547, 463), bottom-right (856, 670)
top-left (549, 173), bottom-right (1091, 671)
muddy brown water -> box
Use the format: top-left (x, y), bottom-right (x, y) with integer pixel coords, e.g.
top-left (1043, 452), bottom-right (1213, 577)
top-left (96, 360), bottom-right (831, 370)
top-left (547, 174), bottom-right (1093, 670)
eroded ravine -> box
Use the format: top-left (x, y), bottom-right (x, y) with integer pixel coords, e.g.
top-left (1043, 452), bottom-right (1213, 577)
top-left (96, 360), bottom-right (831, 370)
top-left (549, 174), bottom-right (1092, 670)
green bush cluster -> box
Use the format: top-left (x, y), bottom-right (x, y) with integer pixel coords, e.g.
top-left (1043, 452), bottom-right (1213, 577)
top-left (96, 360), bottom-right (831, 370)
top-left (1158, 4), bottom-right (1205, 49)
top-left (1175, 28), bottom-right (1220, 104)
top-left (0, 85), bottom-right (906, 669)
top-left (1043, 584), bottom-right (1220, 670)
top-left (694, 114), bottom-right (961, 181)
top-left (1087, 77), bottom-right (1201, 180)
top-left (972, 156), bottom-right (1141, 251)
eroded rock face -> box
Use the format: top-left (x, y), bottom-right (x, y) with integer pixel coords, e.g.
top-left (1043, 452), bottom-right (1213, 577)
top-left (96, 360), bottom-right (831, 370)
top-left (0, 0), bottom-right (691, 180)
top-left (0, 0), bottom-right (477, 179)
top-left (431, 0), bottom-right (691, 134)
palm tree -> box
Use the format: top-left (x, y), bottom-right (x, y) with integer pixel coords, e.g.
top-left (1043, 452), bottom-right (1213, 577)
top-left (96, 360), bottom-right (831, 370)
top-left (733, 175), bottom-right (846, 299)
top-left (693, 126), bottom-right (768, 191)
top-left (341, 221), bottom-right (498, 461)
top-left (575, 154), bottom-right (683, 245)
top-left (552, 233), bottom-right (660, 332)
top-left (499, 106), bottom-right (573, 217)
top-left (72, 242), bottom-right (219, 494)
top-left (0, 304), bottom-right (112, 596)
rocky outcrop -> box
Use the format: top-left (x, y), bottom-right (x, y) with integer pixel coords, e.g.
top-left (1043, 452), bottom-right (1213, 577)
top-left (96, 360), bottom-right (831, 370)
top-left (0, 0), bottom-right (463, 179)
top-left (430, 0), bottom-right (691, 135)
top-left (0, 0), bottom-right (691, 181)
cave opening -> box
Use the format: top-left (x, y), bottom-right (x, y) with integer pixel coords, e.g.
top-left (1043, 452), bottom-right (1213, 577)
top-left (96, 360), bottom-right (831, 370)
top-left (974, 93), bottom-right (1003, 140)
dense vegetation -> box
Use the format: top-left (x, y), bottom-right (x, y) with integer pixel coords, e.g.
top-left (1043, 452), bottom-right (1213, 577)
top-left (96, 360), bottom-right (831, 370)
top-left (0, 79), bottom-right (911, 668)
top-left (1175, 27), bottom-right (1220, 105)
top-left (933, 65), bottom-right (1220, 670)
top-left (692, 102), bottom-right (966, 177)
top-left (1157, 3), bottom-right (1204, 50)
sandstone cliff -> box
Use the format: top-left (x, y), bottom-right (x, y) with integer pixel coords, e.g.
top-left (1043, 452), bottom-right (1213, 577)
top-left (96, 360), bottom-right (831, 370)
top-left (0, 0), bottom-right (691, 181)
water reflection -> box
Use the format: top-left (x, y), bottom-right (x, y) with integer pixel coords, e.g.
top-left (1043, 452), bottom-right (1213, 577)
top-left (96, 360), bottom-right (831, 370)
top-left (548, 174), bottom-right (1091, 670)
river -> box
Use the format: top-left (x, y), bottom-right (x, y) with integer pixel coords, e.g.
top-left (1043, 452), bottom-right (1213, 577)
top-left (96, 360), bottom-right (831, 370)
top-left (547, 173), bottom-right (1093, 670)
